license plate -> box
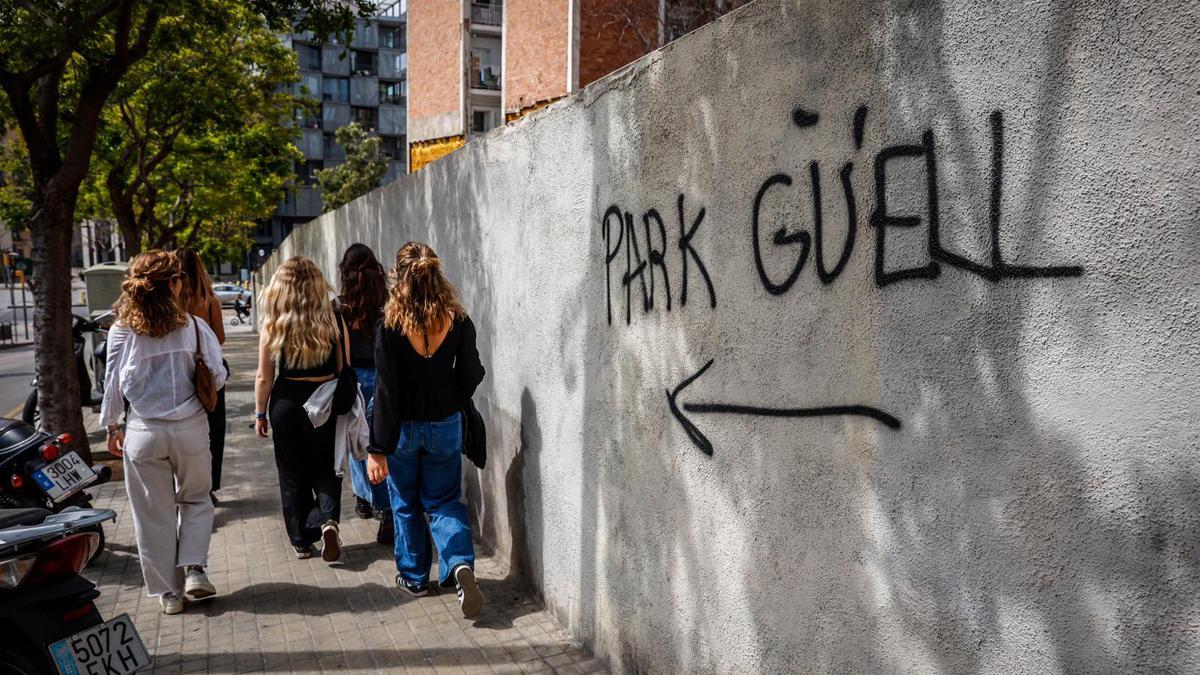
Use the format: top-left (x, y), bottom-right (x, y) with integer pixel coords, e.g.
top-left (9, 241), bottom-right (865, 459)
top-left (48, 613), bottom-right (150, 675)
top-left (33, 451), bottom-right (98, 502)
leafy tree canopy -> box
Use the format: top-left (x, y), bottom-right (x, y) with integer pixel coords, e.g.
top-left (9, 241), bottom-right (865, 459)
top-left (316, 121), bottom-right (388, 213)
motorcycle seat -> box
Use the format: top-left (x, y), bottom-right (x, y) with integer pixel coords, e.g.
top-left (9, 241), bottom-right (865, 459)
top-left (0, 508), bottom-right (52, 529)
top-left (0, 418), bottom-right (42, 460)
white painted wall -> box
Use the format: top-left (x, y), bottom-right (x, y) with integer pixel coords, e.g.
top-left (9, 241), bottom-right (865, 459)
top-left (259, 0), bottom-right (1200, 671)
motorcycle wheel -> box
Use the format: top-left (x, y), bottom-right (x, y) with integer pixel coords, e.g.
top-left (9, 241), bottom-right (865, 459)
top-left (19, 390), bottom-right (39, 429)
top-left (0, 642), bottom-right (41, 675)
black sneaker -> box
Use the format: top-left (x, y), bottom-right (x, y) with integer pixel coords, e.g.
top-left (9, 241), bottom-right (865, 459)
top-left (375, 510), bottom-right (394, 545)
top-left (354, 497), bottom-right (373, 520)
top-left (396, 575), bottom-right (429, 597)
top-left (453, 564), bottom-right (484, 619)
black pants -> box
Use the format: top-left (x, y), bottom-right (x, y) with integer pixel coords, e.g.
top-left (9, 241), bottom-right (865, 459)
top-left (207, 373), bottom-right (227, 491)
top-left (269, 379), bottom-right (341, 547)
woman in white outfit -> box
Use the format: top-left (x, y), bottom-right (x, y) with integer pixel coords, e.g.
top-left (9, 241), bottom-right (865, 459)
top-left (100, 249), bottom-right (227, 615)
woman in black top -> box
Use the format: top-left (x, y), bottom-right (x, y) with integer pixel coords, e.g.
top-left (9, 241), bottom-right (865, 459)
top-left (367, 242), bottom-right (486, 617)
top-left (337, 244), bottom-right (393, 544)
top-left (254, 257), bottom-right (345, 562)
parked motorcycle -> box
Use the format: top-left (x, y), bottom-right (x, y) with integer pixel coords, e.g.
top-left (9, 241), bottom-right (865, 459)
top-left (0, 417), bottom-right (112, 563)
top-left (22, 311), bottom-right (114, 430)
top-left (0, 507), bottom-right (150, 674)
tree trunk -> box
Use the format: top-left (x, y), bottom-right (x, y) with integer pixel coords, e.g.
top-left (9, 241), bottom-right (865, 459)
top-left (30, 190), bottom-right (90, 462)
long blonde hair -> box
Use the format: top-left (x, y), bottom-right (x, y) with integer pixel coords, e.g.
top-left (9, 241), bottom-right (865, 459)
top-left (260, 256), bottom-right (338, 369)
top-left (113, 250), bottom-right (188, 337)
top-left (383, 242), bottom-right (464, 333)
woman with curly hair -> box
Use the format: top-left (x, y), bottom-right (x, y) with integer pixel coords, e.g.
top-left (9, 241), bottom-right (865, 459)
top-left (254, 256), bottom-right (346, 561)
top-left (176, 248), bottom-right (227, 505)
top-left (335, 244), bottom-right (393, 544)
top-left (367, 242), bottom-right (486, 617)
top-left (99, 250), bottom-right (226, 615)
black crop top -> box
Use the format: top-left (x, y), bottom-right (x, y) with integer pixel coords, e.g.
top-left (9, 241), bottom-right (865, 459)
top-left (369, 314), bottom-right (485, 455)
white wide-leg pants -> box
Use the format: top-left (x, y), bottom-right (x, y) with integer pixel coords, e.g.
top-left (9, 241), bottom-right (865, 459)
top-left (122, 411), bottom-right (213, 597)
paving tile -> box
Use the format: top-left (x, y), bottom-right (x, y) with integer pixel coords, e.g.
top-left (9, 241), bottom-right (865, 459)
top-left (80, 333), bottom-right (603, 674)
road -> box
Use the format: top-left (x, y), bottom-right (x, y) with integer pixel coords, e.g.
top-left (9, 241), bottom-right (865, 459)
top-left (0, 342), bottom-right (34, 418)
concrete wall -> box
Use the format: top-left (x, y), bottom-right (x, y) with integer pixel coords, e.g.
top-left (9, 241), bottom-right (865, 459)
top-left (259, 0), bottom-right (1200, 671)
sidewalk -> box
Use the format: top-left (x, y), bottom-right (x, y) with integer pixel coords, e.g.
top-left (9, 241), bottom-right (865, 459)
top-left (83, 330), bottom-right (604, 674)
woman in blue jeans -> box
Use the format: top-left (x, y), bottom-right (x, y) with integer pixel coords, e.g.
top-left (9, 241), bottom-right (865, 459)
top-left (336, 244), bottom-right (393, 544)
top-left (367, 242), bottom-right (486, 618)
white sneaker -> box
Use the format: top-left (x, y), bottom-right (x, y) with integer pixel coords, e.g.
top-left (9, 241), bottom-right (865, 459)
top-left (160, 592), bottom-right (185, 615)
top-left (321, 521), bottom-right (341, 562)
top-left (184, 566), bottom-right (216, 599)
top-left (453, 564), bottom-right (483, 619)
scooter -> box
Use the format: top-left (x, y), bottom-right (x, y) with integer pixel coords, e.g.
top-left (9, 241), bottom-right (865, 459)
top-left (229, 299), bottom-right (251, 326)
top-left (0, 417), bottom-right (112, 563)
top-left (0, 507), bottom-right (150, 674)
top-left (23, 311), bottom-right (114, 430)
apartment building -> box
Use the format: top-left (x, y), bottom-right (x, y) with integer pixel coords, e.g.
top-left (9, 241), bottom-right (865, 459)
top-left (409, 0), bottom-right (745, 172)
top-left (257, 0), bottom-right (409, 250)
top-left (406, 0), bottom-right (505, 172)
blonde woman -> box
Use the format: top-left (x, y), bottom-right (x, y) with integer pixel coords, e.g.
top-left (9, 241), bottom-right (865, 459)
top-left (176, 248), bottom-right (227, 504)
top-left (254, 256), bottom-right (345, 561)
top-left (366, 242), bottom-right (486, 617)
top-left (99, 250), bottom-right (226, 615)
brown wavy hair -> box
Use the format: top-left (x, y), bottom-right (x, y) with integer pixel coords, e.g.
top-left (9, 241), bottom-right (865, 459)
top-left (113, 250), bottom-right (189, 337)
top-left (337, 243), bottom-right (387, 332)
top-left (383, 242), bottom-right (465, 333)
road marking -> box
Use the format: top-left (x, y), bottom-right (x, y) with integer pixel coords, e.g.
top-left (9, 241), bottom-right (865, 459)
top-left (4, 403), bottom-right (24, 419)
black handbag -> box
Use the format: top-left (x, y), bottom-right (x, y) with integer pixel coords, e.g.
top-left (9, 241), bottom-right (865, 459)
top-left (332, 315), bottom-right (357, 415)
top-left (461, 397), bottom-right (486, 469)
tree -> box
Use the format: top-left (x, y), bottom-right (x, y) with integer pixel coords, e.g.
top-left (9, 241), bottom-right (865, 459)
top-left (592, 0), bottom-right (753, 54)
top-left (315, 121), bottom-right (388, 213)
top-left (0, 132), bottom-right (31, 233)
top-left (0, 0), bottom-right (372, 461)
top-left (80, 1), bottom-right (303, 258)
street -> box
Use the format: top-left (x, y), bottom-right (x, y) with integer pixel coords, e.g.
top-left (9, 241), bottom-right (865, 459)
top-left (0, 342), bottom-right (33, 418)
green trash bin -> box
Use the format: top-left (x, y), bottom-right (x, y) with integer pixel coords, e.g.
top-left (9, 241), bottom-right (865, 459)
top-left (82, 261), bottom-right (129, 315)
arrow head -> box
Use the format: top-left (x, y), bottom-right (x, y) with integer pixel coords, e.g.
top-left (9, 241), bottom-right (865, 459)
top-left (667, 359), bottom-right (715, 456)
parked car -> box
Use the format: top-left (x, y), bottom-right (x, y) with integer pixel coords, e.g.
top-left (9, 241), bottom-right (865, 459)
top-left (212, 284), bottom-right (252, 308)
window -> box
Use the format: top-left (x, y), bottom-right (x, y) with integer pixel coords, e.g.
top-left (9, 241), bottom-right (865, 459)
top-left (296, 45), bottom-right (321, 71)
top-left (294, 106), bottom-right (319, 129)
top-left (351, 50), bottom-right (377, 76)
top-left (323, 133), bottom-right (338, 157)
top-left (380, 135), bottom-right (403, 158)
top-left (351, 106), bottom-right (378, 130)
top-left (379, 25), bottom-right (405, 49)
top-left (298, 160), bottom-right (323, 185)
top-left (321, 77), bottom-right (349, 103)
top-left (379, 80), bottom-right (405, 105)
top-left (472, 109), bottom-right (497, 133)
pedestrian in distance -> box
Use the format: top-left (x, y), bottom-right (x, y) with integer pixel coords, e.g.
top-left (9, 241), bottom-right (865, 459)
top-left (367, 242), bottom-right (487, 618)
top-left (336, 243), bottom-right (394, 545)
top-left (176, 248), bottom-right (228, 506)
top-left (100, 250), bottom-right (225, 615)
top-left (254, 256), bottom-right (346, 561)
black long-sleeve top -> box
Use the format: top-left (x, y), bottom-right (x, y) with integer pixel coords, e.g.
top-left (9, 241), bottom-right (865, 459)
top-left (369, 314), bottom-right (486, 455)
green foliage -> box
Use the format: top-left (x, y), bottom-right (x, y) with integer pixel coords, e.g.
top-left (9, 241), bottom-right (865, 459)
top-left (0, 134), bottom-right (31, 232)
top-left (316, 122), bottom-right (389, 213)
top-left (77, 0), bottom-right (305, 258)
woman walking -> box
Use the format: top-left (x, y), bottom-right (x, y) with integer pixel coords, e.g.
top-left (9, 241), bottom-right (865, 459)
top-left (100, 250), bottom-right (225, 615)
top-left (254, 256), bottom-right (344, 561)
top-left (177, 248), bottom-right (227, 505)
top-left (336, 244), bottom-right (393, 544)
top-left (367, 242), bottom-right (486, 618)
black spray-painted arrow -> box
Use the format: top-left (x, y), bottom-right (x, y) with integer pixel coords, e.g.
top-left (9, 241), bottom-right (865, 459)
top-left (666, 359), bottom-right (902, 455)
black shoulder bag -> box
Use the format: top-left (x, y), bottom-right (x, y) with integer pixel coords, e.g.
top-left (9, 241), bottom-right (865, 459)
top-left (461, 396), bottom-right (486, 469)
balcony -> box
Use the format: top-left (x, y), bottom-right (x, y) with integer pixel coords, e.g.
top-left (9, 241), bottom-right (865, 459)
top-left (470, 66), bottom-right (501, 92)
top-left (471, 3), bottom-right (502, 27)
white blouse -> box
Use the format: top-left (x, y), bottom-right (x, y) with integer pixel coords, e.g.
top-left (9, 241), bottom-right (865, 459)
top-left (99, 317), bottom-right (227, 427)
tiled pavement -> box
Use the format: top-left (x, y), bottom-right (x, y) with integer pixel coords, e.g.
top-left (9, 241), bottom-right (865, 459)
top-left (82, 329), bottom-right (605, 674)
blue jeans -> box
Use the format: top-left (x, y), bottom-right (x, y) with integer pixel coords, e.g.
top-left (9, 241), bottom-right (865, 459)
top-left (349, 367), bottom-right (390, 510)
top-left (386, 412), bottom-right (474, 586)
